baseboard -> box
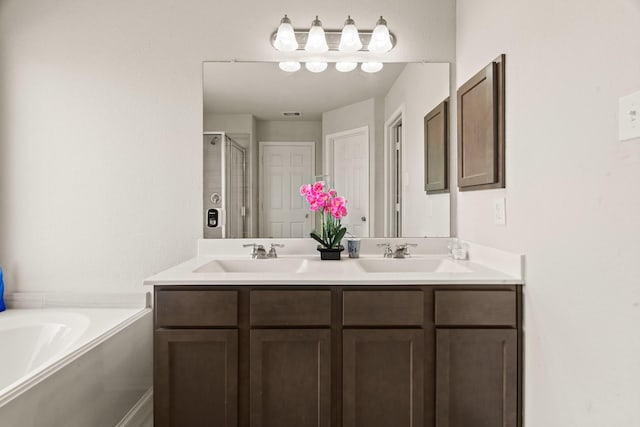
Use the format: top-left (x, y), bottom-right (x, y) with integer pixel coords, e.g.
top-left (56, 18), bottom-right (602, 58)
top-left (116, 388), bottom-right (153, 427)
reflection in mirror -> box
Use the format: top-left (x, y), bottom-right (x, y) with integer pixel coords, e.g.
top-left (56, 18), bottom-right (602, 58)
top-left (203, 61), bottom-right (450, 239)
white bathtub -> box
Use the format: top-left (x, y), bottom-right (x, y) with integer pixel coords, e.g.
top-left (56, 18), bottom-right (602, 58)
top-left (0, 307), bottom-right (152, 427)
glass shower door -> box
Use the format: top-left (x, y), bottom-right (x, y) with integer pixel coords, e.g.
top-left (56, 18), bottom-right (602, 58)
top-left (203, 132), bottom-right (247, 239)
top-left (224, 137), bottom-right (247, 238)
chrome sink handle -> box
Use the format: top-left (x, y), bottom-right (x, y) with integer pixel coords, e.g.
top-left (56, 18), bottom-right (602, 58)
top-left (394, 243), bottom-right (418, 258)
top-left (377, 243), bottom-right (393, 258)
top-left (268, 243), bottom-right (285, 259)
top-left (243, 243), bottom-right (267, 259)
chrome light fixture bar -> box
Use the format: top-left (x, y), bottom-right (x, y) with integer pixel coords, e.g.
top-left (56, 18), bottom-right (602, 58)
top-left (271, 16), bottom-right (396, 52)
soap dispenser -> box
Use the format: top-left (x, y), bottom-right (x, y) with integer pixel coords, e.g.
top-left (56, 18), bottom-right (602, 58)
top-left (448, 238), bottom-right (468, 260)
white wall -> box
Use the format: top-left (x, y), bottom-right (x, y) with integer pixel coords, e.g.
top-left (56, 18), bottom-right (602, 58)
top-left (385, 63), bottom-right (450, 237)
top-left (256, 119), bottom-right (323, 173)
top-left (0, 0), bottom-right (454, 293)
top-left (456, 0), bottom-right (640, 425)
top-left (204, 114), bottom-right (254, 135)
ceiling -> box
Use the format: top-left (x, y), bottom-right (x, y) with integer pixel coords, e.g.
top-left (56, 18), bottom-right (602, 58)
top-left (203, 61), bottom-right (408, 121)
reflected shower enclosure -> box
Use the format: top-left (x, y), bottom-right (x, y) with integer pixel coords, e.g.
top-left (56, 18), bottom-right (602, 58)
top-left (203, 132), bottom-right (248, 238)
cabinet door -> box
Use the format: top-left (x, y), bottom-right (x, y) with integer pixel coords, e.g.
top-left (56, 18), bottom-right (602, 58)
top-left (436, 329), bottom-right (517, 427)
top-left (155, 329), bottom-right (238, 427)
top-left (424, 98), bottom-right (449, 194)
top-left (343, 329), bottom-right (424, 427)
top-left (250, 329), bottom-right (331, 427)
top-left (457, 55), bottom-right (505, 191)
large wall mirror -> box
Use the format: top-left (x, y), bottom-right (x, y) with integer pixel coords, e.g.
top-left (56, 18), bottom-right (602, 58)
top-left (203, 61), bottom-right (451, 239)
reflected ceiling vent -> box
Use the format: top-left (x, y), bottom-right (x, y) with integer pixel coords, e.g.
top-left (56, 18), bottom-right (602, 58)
top-left (282, 111), bottom-right (302, 117)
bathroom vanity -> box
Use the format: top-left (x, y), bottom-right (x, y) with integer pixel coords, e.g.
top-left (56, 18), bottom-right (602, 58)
top-left (145, 239), bottom-right (523, 427)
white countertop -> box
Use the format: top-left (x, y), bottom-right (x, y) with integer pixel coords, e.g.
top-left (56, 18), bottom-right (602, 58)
top-left (143, 239), bottom-right (524, 286)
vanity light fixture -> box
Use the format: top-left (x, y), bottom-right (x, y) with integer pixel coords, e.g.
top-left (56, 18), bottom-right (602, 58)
top-left (338, 16), bottom-right (363, 53)
top-left (305, 61), bottom-right (328, 73)
top-left (305, 16), bottom-right (329, 53)
top-left (270, 15), bottom-right (396, 53)
top-left (361, 61), bottom-right (384, 73)
top-left (274, 15), bottom-right (298, 52)
top-left (279, 61), bottom-right (301, 72)
top-left (271, 15), bottom-right (395, 74)
top-left (368, 16), bottom-right (393, 53)
top-left (335, 61), bottom-right (358, 72)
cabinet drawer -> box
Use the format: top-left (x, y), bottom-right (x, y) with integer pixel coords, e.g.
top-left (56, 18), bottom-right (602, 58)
top-left (434, 290), bottom-right (516, 327)
top-left (343, 291), bottom-right (424, 326)
top-left (155, 290), bottom-right (238, 327)
top-left (250, 290), bottom-right (331, 326)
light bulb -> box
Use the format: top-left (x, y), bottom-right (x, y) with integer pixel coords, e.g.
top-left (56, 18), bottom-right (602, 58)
top-left (369, 16), bottom-right (393, 53)
top-left (361, 62), bottom-right (384, 73)
top-left (279, 61), bottom-right (301, 72)
top-left (274, 15), bottom-right (298, 52)
top-left (305, 16), bottom-right (328, 53)
top-left (335, 62), bottom-right (358, 72)
top-left (339, 16), bottom-right (363, 53)
top-left (305, 61), bottom-right (328, 73)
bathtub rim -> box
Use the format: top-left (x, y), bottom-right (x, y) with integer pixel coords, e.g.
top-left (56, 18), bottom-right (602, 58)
top-left (0, 307), bottom-right (152, 408)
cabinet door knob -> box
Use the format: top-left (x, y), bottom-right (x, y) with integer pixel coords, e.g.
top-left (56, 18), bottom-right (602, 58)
top-left (361, 216), bottom-right (367, 222)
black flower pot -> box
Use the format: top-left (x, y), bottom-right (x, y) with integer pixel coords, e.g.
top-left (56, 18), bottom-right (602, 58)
top-left (317, 245), bottom-right (344, 260)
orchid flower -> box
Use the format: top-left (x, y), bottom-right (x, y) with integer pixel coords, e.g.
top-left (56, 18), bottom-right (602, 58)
top-left (299, 181), bottom-right (349, 248)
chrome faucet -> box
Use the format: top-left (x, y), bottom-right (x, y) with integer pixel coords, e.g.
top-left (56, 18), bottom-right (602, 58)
top-left (268, 243), bottom-right (285, 258)
top-left (377, 243), bottom-right (394, 258)
top-left (393, 243), bottom-right (417, 259)
top-left (243, 243), bottom-right (267, 259)
top-left (243, 243), bottom-right (284, 259)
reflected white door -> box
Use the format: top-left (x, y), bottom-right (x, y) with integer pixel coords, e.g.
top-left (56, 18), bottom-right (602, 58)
top-left (326, 127), bottom-right (370, 237)
top-left (260, 142), bottom-right (315, 238)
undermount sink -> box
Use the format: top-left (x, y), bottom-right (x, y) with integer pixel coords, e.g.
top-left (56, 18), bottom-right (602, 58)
top-left (193, 258), bottom-right (306, 273)
top-left (356, 258), bottom-right (472, 273)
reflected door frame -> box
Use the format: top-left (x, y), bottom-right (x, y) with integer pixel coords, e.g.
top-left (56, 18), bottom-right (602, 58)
top-left (259, 141), bottom-right (316, 238)
top-left (324, 126), bottom-right (372, 238)
top-left (384, 105), bottom-right (406, 238)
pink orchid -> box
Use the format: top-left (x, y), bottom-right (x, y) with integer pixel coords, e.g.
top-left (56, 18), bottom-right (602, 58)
top-left (300, 184), bottom-right (312, 196)
top-left (331, 205), bottom-right (348, 219)
top-left (316, 192), bottom-right (330, 204)
top-left (331, 196), bottom-right (346, 208)
top-left (299, 180), bottom-right (349, 248)
top-left (312, 181), bottom-right (325, 193)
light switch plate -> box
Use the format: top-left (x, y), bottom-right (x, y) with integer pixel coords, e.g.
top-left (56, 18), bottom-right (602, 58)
top-left (619, 90), bottom-right (640, 141)
top-left (493, 198), bottom-right (506, 225)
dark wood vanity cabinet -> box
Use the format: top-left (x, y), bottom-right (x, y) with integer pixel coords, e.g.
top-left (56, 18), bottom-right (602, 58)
top-left (250, 329), bottom-right (331, 427)
top-left (153, 286), bottom-right (522, 427)
top-left (434, 290), bottom-right (520, 427)
top-left (155, 329), bottom-right (238, 427)
top-left (249, 290), bottom-right (332, 427)
top-left (154, 290), bottom-right (239, 427)
top-left (342, 291), bottom-right (426, 427)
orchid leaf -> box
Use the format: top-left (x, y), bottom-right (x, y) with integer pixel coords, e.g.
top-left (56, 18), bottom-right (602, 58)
top-left (330, 227), bottom-right (347, 248)
top-left (310, 232), bottom-right (326, 247)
